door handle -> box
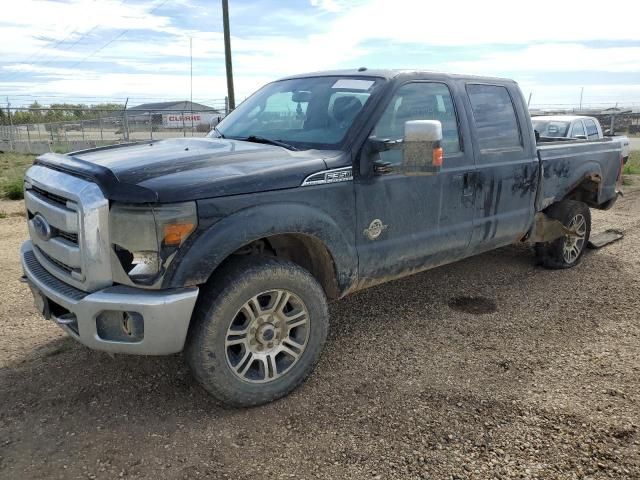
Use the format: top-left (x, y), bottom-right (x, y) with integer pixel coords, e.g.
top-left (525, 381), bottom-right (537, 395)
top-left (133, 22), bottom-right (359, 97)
top-left (373, 161), bottom-right (394, 175)
top-left (462, 172), bottom-right (474, 196)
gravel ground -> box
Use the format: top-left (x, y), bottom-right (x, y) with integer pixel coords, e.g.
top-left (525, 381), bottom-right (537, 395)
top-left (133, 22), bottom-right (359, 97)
top-left (0, 186), bottom-right (639, 480)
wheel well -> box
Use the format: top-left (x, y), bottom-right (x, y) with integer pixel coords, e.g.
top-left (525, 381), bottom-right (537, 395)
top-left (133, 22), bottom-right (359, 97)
top-left (227, 234), bottom-right (340, 300)
top-left (564, 174), bottom-right (600, 207)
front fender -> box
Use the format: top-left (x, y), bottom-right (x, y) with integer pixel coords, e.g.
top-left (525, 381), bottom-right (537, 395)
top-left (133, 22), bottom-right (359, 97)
top-left (163, 202), bottom-right (357, 292)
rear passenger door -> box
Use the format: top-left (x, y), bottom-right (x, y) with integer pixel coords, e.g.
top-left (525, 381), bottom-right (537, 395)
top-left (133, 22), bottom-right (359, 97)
top-left (464, 83), bottom-right (538, 253)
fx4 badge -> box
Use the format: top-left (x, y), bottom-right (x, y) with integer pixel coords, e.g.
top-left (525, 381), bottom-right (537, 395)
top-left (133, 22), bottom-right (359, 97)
top-left (363, 219), bottom-right (387, 240)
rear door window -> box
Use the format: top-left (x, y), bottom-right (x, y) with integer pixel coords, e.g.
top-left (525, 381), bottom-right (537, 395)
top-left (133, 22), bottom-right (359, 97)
top-left (584, 119), bottom-right (599, 139)
top-left (466, 84), bottom-right (522, 151)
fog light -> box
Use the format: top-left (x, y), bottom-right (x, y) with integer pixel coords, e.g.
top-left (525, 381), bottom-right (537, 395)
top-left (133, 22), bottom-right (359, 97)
top-left (96, 311), bottom-right (144, 342)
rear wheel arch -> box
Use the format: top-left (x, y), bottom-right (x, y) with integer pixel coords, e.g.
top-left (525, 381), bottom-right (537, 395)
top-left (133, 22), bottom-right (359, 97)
top-left (563, 173), bottom-right (601, 207)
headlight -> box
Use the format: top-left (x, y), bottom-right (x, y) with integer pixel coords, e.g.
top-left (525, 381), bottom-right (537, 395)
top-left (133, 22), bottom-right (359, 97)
top-left (109, 202), bottom-right (197, 284)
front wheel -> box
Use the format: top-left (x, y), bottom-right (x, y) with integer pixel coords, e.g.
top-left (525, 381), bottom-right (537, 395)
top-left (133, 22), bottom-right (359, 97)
top-left (535, 200), bottom-right (591, 269)
top-left (184, 256), bottom-right (329, 407)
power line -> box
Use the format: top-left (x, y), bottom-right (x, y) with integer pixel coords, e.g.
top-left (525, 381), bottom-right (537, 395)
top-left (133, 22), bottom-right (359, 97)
top-left (2, 1), bottom-right (102, 78)
top-left (2, 0), bottom-right (162, 82)
top-left (58, 0), bottom-right (172, 71)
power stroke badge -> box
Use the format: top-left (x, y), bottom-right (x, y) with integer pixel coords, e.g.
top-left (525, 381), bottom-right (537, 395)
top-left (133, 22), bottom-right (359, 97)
top-left (363, 219), bottom-right (388, 241)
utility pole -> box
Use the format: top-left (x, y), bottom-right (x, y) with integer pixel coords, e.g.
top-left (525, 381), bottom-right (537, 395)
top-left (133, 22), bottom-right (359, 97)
top-left (579, 87), bottom-right (584, 112)
top-left (527, 92), bottom-right (532, 108)
top-left (222, 0), bottom-right (235, 110)
top-left (190, 36), bottom-right (194, 135)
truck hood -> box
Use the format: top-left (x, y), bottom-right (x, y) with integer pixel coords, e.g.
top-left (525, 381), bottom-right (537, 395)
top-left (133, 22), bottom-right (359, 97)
top-left (35, 137), bottom-right (337, 203)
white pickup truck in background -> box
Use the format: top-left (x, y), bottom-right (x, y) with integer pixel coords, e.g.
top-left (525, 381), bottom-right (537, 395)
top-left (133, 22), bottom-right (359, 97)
top-left (531, 115), bottom-right (631, 163)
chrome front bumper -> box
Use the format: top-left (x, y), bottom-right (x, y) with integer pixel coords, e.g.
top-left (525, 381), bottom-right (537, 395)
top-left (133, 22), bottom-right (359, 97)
top-left (21, 241), bottom-right (199, 355)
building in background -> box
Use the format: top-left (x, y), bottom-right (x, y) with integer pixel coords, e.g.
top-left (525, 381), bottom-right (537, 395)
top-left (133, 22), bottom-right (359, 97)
top-left (128, 101), bottom-right (221, 130)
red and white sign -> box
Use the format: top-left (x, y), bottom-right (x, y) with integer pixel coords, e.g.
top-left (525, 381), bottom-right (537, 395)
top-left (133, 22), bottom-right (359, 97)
top-left (163, 112), bottom-right (218, 128)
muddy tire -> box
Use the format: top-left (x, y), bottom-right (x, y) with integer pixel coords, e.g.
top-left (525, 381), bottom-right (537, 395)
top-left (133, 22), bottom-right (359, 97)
top-left (535, 200), bottom-right (591, 269)
top-left (184, 256), bottom-right (329, 407)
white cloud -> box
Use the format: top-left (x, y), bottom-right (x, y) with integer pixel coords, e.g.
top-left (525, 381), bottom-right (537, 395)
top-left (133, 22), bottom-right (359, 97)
top-left (319, 0), bottom-right (640, 47)
top-left (309, 0), bottom-right (344, 13)
top-left (0, 0), bottom-right (173, 62)
top-left (444, 44), bottom-right (640, 74)
top-left (4, 70), bottom-right (273, 105)
top-left (1, 0), bottom-right (639, 106)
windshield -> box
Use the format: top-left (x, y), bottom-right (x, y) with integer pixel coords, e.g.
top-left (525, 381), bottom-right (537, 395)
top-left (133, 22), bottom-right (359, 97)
top-left (210, 76), bottom-right (383, 149)
top-left (531, 119), bottom-right (571, 137)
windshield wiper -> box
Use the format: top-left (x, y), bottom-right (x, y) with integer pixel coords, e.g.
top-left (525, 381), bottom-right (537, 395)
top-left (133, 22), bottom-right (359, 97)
top-left (240, 135), bottom-right (298, 151)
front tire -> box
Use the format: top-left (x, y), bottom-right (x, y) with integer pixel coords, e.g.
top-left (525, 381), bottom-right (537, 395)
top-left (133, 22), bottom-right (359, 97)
top-left (185, 256), bottom-right (329, 407)
top-left (535, 200), bottom-right (591, 269)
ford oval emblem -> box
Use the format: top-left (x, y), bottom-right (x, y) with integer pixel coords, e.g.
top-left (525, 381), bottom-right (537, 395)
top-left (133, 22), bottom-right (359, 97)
top-left (32, 214), bottom-right (53, 241)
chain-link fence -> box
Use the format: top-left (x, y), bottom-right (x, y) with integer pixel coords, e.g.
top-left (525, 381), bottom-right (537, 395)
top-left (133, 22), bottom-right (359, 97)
top-left (0, 105), bottom-right (227, 154)
top-left (2, 102), bottom-right (639, 155)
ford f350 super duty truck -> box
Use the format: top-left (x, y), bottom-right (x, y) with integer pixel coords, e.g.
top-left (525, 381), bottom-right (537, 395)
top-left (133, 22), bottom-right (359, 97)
top-left (20, 70), bottom-right (623, 406)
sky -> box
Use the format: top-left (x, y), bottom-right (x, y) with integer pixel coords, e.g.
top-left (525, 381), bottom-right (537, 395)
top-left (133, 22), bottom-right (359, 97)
top-left (1, 0), bottom-right (639, 109)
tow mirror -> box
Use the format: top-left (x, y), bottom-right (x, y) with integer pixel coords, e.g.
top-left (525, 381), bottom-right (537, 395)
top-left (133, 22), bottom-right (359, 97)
top-left (402, 120), bottom-right (443, 176)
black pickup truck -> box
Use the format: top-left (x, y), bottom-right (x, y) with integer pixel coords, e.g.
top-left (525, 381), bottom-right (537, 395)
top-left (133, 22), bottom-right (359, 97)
top-left (21, 69), bottom-right (623, 406)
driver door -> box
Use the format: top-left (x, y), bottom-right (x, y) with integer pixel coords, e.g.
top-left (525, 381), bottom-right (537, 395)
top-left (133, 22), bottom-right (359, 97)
top-left (354, 81), bottom-right (476, 284)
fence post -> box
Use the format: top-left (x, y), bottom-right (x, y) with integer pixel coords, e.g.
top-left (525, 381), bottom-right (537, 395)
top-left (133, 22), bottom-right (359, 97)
top-left (123, 110), bottom-right (130, 141)
top-left (81, 120), bottom-right (85, 141)
top-left (26, 124), bottom-right (32, 153)
top-left (182, 112), bottom-right (186, 137)
top-left (99, 115), bottom-right (104, 142)
top-left (49, 123), bottom-right (54, 149)
top-left (610, 114), bottom-right (616, 134)
top-left (149, 112), bottom-right (153, 140)
top-left (6, 102), bottom-right (14, 152)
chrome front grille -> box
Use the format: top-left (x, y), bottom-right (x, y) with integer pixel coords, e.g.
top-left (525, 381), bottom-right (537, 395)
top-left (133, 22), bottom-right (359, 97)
top-left (35, 246), bottom-right (78, 275)
top-left (23, 248), bottom-right (87, 301)
top-left (24, 165), bottom-right (112, 292)
top-left (30, 184), bottom-right (69, 207)
top-left (57, 230), bottom-right (79, 244)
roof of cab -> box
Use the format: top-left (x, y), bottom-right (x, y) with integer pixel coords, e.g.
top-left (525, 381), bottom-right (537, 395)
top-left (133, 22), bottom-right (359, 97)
top-left (279, 68), bottom-right (517, 84)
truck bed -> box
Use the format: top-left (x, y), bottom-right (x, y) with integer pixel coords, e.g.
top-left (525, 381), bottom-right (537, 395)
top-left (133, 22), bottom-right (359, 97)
top-left (536, 137), bottom-right (621, 211)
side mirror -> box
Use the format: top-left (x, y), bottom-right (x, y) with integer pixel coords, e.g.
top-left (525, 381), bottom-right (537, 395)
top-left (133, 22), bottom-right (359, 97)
top-left (402, 120), bottom-right (443, 176)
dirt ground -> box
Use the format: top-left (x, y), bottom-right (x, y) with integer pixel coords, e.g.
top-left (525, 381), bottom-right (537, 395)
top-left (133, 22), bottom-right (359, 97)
top-left (1, 187), bottom-right (639, 480)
